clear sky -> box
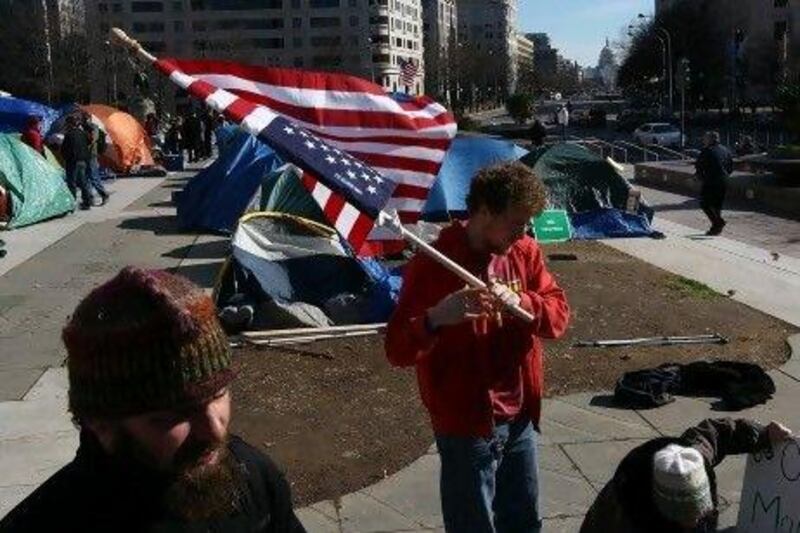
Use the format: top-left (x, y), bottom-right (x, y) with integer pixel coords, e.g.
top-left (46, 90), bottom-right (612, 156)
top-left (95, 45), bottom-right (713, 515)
top-left (519, 0), bottom-right (654, 67)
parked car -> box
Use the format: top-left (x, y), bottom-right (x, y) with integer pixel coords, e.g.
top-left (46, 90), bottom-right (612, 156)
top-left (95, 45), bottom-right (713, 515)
top-left (633, 123), bottom-right (684, 148)
top-left (616, 108), bottom-right (663, 132)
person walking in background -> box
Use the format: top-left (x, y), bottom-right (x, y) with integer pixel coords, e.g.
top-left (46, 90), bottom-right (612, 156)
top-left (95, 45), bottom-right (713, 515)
top-left (695, 131), bottom-right (733, 236)
top-left (580, 418), bottom-right (793, 532)
top-left (182, 111), bottom-right (202, 163)
top-left (528, 118), bottom-right (547, 147)
top-left (60, 115), bottom-right (93, 210)
top-left (165, 116), bottom-right (182, 155)
top-left (556, 105), bottom-right (569, 141)
top-left (201, 111), bottom-right (214, 159)
top-left (81, 113), bottom-right (110, 206)
top-left (385, 162), bottom-right (570, 533)
top-left (21, 116), bottom-right (44, 155)
top-left (0, 267), bottom-right (306, 532)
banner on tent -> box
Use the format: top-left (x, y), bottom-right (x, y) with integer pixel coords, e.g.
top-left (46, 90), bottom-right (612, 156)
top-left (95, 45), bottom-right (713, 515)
top-left (736, 437), bottom-right (800, 532)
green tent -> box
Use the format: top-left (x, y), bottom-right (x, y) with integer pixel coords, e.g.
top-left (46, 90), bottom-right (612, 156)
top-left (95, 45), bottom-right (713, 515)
top-left (0, 134), bottom-right (74, 229)
top-left (520, 143), bottom-right (632, 213)
top-left (254, 165), bottom-right (328, 226)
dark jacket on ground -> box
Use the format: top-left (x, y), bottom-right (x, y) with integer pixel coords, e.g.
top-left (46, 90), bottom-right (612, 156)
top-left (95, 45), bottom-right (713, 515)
top-left (0, 431), bottom-right (306, 533)
top-left (695, 144), bottom-right (733, 189)
top-left (580, 418), bottom-right (769, 533)
top-left (60, 126), bottom-right (91, 168)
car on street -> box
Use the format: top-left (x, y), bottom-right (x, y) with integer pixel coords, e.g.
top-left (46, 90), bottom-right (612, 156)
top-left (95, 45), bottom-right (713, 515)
top-left (633, 123), bottom-right (684, 147)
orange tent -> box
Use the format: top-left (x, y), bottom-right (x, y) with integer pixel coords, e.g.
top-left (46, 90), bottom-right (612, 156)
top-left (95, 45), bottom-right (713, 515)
top-left (81, 104), bottom-right (154, 174)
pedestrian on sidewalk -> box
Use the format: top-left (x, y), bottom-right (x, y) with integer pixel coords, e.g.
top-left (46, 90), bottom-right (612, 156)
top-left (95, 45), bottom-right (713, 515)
top-left (695, 131), bottom-right (733, 236)
top-left (0, 267), bottom-right (305, 533)
top-left (581, 418), bottom-right (793, 533)
top-left (385, 162), bottom-right (570, 533)
top-left (81, 113), bottom-right (110, 206)
top-left (528, 118), bottom-right (547, 147)
top-left (20, 116), bottom-right (44, 155)
top-left (557, 105), bottom-right (569, 141)
top-left (60, 114), bottom-right (93, 210)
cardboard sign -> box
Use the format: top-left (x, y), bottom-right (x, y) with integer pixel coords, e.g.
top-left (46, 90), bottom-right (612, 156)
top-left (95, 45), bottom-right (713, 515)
top-left (531, 210), bottom-right (572, 243)
top-left (737, 438), bottom-right (800, 532)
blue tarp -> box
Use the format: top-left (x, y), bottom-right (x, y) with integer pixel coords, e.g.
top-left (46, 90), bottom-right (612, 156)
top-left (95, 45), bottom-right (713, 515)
top-left (0, 96), bottom-right (60, 135)
top-left (423, 136), bottom-right (528, 221)
top-left (570, 208), bottom-right (659, 240)
top-left (175, 130), bottom-right (283, 233)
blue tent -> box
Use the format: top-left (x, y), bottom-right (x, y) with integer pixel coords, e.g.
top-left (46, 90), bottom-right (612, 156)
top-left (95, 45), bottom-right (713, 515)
top-left (423, 136), bottom-right (528, 221)
top-left (175, 130), bottom-right (283, 233)
top-left (0, 96), bottom-right (60, 135)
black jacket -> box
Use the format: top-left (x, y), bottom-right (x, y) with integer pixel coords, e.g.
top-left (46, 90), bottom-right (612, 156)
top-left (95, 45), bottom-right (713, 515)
top-left (60, 127), bottom-right (92, 167)
top-left (0, 432), bottom-right (306, 533)
top-left (695, 144), bottom-right (733, 188)
top-left (580, 418), bottom-right (768, 533)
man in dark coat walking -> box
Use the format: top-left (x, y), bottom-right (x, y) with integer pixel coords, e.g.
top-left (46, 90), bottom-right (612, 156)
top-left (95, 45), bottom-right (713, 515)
top-left (695, 131), bottom-right (733, 236)
top-left (60, 114), bottom-right (94, 210)
top-left (0, 267), bottom-right (305, 533)
top-left (580, 418), bottom-right (792, 533)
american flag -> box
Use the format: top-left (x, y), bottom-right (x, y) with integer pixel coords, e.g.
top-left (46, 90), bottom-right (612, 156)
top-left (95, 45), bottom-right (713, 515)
top-left (155, 60), bottom-right (398, 251)
top-left (399, 58), bottom-right (419, 87)
top-left (155, 59), bottom-right (455, 255)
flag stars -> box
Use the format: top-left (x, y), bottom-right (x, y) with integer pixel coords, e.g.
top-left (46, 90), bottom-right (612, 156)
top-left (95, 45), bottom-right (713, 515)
top-left (320, 144), bottom-right (330, 152)
top-left (283, 126), bottom-right (295, 135)
top-left (341, 158), bottom-right (351, 166)
top-left (354, 161), bottom-right (363, 168)
top-left (367, 185), bottom-right (377, 195)
top-left (299, 130), bottom-right (309, 138)
top-left (360, 172), bottom-right (371, 181)
top-left (325, 155), bottom-right (336, 164)
top-left (346, 170), bottom-right (357, 179)
top-left (304, 140), bottom-right (316, 150)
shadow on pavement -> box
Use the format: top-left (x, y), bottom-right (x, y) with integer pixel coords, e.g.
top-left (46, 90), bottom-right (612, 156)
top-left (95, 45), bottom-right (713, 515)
top-left (118, 215), bottom-right (186, 236)
top-left (169, 261), bottom-right (224, 290)
top-left (148, 200), bottom-right (175, 208)
top-left (650, 199), bottom-right (698, 212)
top-left (163, 240), bottom-right (230, 260)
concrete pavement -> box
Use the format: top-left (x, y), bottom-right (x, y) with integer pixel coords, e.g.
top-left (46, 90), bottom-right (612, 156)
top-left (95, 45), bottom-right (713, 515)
top-left (1, 170), bottom-right (799, 531)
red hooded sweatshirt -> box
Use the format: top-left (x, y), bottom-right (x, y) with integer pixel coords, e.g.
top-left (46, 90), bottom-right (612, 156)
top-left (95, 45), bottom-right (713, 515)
top-left (385, 222), bottom-right (570, 437)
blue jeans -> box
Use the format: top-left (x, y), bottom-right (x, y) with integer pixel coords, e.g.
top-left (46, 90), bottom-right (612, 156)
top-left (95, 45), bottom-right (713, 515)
top-left (65, 161), bottom-right (93, 208)
top-left (88, 158), bottom-right (107, 198)
top-left (436, 417), bottom-right (542, 533)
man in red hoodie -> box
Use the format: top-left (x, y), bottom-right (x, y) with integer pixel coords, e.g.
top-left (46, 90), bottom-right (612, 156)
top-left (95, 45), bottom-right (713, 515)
top-left (385, 161), bottom-right (570, 533)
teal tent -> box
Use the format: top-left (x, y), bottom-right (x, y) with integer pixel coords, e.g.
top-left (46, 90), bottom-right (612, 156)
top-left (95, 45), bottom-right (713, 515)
top-left (0, 134), bottom-right (74, 229)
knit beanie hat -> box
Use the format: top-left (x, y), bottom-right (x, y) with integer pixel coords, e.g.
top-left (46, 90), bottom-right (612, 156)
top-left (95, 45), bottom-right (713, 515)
top-left (652, 444), bottom-right (714, 523)
top-left (63, 267), bottom-right (234, 419)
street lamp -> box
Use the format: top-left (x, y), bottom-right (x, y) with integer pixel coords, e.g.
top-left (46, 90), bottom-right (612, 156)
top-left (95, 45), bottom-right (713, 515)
top-left (638, 13), bottom-right (673, 114)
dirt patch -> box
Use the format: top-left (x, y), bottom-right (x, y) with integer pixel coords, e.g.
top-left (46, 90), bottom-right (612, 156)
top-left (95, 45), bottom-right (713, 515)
top-left (230, 336), bottom-right (431, 506)
top-left (230, 240), bottom-right (796, 506)
top-left (541, 241), bottom-right (796, 396)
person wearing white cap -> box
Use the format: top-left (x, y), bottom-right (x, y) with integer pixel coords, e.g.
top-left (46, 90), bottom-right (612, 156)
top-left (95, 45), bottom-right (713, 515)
top-left (580, 418), bottom-right (792, 532)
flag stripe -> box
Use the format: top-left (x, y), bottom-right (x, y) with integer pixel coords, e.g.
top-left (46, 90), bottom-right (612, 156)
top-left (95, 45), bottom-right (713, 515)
top-left (221, 87), bottom-right (454, 130)
top-left (156, 57), bottom-right (456, 254)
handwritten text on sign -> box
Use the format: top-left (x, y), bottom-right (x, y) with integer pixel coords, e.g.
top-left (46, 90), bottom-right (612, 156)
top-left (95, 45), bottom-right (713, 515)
top-left (737, 438), bottom-right (800, 532)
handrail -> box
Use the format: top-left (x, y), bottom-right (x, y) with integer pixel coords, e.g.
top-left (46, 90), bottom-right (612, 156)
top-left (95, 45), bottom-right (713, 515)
top-left (585, 137), bottom-right (628, 164)
top-left (649, 144), bottom-right (691, 161)
top-left (614, 140), bottom-right (661, 162)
